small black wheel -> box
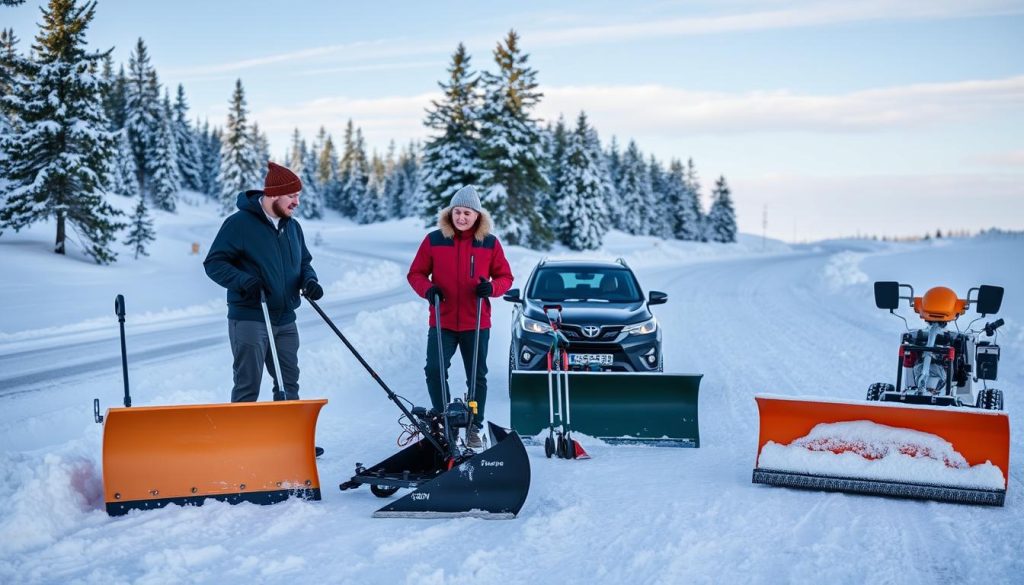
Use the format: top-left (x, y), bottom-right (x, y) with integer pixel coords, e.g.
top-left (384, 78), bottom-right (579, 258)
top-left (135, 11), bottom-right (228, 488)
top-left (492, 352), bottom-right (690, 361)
top-left (867, 383), bottom-right (892, 401)
top-left (555, 436), bottom-right (566, 459)
top-left (976, 388), bottom-right (1003, 411)
top-left (559, 436), bottom-right (571, 459)
top-left (544, 436), bottom-right (555, 458)
top-left (567, 438), bottom-right (578, 459)
top-left (370, 484), bottom-right (399, 498)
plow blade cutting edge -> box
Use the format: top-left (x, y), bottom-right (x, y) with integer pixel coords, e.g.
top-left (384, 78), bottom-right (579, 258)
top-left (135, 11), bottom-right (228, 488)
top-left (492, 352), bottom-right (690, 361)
top-left (752, 395), bottom-right (1009, 506)
top-left (102, 399), bottom-right (327, 515)
top-left (371, 423), bottom-right (531, 518)
top-left (510, 371), bottom-right (702, 446)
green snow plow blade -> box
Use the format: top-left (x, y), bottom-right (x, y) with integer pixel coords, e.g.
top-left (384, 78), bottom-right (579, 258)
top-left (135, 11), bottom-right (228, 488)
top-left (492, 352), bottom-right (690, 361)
top-left (509, 371), bottom-right (702, 446)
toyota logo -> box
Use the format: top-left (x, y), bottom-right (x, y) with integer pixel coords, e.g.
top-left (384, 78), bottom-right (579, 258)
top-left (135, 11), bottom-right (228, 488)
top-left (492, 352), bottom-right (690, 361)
top-left (581, 325), bottom-right (601, 338)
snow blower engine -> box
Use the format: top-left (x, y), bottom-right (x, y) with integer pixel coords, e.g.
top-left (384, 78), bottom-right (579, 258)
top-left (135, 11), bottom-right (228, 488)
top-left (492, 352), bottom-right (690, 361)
top-left (869, 282), bottom-right (1005, 409)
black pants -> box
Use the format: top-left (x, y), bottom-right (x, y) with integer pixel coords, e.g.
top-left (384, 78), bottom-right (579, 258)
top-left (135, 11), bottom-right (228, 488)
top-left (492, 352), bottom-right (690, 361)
top-left (425, 327), bottom-right (489, 427)
top-left (228, 319), bottom-right (300, 402)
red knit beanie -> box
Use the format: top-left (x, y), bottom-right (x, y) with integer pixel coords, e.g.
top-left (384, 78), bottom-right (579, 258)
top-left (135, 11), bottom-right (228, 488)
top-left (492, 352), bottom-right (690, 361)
top-left (264, 162), bottom-right (302, 197)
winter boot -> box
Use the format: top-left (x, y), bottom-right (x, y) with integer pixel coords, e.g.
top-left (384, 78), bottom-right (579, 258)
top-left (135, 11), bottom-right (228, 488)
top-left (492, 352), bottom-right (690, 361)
top-left (466, 425), bottom-right (483, 450)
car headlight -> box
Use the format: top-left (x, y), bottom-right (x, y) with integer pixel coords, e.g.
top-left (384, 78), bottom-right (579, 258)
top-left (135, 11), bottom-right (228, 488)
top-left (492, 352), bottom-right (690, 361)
top-left (623, 317), bottom-right (657, 336)
top-left (521, 316), bottom-right (552, 334)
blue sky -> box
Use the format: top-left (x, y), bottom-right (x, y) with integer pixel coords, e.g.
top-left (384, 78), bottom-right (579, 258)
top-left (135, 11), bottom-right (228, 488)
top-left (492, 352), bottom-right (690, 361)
top-left (5, 0), bottom-right (1023, 240)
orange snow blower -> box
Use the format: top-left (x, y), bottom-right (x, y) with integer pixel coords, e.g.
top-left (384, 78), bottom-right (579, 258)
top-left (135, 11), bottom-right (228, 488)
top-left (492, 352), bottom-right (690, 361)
top-left (753, 282), bottom-right (1010, 506)
top-left (95, 294), bottom-right (326, 516)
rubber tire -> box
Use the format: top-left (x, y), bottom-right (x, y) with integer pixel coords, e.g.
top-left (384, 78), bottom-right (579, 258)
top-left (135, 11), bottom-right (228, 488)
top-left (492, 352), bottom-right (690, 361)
top-left (976, 388), bottom-right (1004, 411)
top-left (544, 436), bottom-right (555, 458)
top-left (568, 438), bottom-right (578, 459)
top-left (556, 436), bottom-right (566, 459)
top-left (867, 382), bottom-right (893, 401)
top-left (370, 484), bottom-right (400, 498)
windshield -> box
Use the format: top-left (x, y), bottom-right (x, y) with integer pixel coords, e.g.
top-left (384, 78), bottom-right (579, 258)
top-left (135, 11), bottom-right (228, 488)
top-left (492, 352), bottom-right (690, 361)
top-left (528, 267), bottom-right (642, 303)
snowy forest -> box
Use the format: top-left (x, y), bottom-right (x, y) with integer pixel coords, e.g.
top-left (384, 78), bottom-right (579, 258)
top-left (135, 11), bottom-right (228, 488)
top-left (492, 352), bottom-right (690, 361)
top-left (0, 0), bottom-right (738, 264)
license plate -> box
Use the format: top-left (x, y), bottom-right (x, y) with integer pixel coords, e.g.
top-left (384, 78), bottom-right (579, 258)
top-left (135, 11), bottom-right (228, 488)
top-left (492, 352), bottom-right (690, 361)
top-left (569, 353), bottom-right (613, 366)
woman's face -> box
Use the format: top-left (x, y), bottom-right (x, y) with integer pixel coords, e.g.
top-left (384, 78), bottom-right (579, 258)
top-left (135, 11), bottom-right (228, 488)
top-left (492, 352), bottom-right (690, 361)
top-left (452, 206), bottom-right (480, 232)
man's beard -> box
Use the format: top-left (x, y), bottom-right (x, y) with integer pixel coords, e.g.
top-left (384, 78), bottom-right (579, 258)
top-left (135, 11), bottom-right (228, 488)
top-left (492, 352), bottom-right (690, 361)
top-left (272, 198), bottom-right (294, 217)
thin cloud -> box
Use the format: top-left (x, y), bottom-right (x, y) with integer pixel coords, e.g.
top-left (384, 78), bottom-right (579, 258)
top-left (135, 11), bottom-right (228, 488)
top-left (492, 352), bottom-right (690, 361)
top-left (163, 1), bottom-right (1024, 79)
top-left (537, 76), bottom-right (1024, 135)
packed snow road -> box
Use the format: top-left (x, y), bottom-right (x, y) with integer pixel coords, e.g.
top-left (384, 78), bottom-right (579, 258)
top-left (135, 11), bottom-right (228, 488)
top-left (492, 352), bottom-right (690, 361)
top-left (1, 225), bottom-right (1021, 584)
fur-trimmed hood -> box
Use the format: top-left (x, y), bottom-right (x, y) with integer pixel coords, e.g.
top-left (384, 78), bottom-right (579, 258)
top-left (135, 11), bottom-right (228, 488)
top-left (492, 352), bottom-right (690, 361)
top-left (437, 206), bottom-right (493, 241)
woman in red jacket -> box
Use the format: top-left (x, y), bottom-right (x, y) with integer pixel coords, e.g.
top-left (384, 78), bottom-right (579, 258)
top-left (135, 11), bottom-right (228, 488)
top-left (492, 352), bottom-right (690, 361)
top-left (407, 185), bottom-right (514, 449)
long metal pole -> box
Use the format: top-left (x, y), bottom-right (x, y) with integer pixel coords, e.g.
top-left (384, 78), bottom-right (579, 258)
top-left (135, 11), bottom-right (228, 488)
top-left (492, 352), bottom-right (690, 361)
top-left (260, 290), bottom-right (286, 400)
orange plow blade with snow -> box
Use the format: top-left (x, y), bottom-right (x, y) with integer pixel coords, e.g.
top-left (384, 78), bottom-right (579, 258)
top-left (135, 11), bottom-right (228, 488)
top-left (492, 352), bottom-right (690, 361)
top-left (752, 395), bottom-right (1009, 506)
top-left (102, 399), bottom-right (327, 516)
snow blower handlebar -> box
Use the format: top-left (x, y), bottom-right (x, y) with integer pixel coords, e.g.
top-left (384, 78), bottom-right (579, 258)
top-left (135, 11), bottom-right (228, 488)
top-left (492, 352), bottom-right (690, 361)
top-left (302, 294), bottom-right (447, 456)
top-left (115, 294), bottom-right (131, 409)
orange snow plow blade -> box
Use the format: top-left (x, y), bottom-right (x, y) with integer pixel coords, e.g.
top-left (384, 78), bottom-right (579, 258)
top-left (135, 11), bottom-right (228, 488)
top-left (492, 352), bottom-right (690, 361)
top-left (752, 395), bottom-right (1009, 506)
top-left (102, 399), bottom-right (327, 516)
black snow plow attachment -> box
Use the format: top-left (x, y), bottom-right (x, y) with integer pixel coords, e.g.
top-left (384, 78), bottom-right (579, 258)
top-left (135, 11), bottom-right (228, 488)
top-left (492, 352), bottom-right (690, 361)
top-left (343, 422), bottom-right (530, 518)
top-left (305, 295), bottom-right (530, 518)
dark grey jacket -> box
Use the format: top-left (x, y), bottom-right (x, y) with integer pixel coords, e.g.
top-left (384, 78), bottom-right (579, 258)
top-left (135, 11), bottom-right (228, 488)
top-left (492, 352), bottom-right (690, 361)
top-left (204, 190), bottom-right (317, 325)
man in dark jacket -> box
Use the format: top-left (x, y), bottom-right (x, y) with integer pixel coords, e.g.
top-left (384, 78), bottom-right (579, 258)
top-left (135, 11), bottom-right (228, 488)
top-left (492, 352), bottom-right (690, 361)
top-left (204, 162), bottom-right (324, 404)
top-left (407, 185), bottom-right (514, 449)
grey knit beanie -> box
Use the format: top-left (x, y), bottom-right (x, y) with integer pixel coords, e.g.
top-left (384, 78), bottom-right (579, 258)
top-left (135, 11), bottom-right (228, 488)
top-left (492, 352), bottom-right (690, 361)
top-left (449, 185), bottom-right (483, 212)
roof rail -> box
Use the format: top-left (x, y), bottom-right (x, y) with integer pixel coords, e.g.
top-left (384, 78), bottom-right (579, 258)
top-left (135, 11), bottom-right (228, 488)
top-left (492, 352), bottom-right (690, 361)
top-left (615, 257), bottom-right (629, 268)
top-left (539, 256), bottom-right (548, 266)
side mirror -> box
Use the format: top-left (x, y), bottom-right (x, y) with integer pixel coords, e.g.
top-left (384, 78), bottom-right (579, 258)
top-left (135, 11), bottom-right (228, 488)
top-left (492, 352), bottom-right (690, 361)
top-left (503, 288), bottom-right (522, 303)
top-left (873, 281), bottom-right (900, 310)
top-left (648, 291), bottom-right (668, 305)
top-left (975, 285), bottom-right (1004, 315)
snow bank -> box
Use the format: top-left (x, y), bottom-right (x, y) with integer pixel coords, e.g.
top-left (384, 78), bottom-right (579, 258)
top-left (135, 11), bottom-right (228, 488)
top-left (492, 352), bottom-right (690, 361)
top-left (758, 420), bottom-right (1005, 490)
top-left (821, 252), bottom-right (869, 291)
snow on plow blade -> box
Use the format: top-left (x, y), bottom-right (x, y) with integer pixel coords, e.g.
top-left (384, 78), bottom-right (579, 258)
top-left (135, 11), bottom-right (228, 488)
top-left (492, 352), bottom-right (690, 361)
top-left (102, 399), bottom-right (327, 516)
top-left (510, 372), bottom-right (702, 446)
top-left (752, 395), bottom-right (1009, 506)
top-left (372, 423), bottom-right (531, 518)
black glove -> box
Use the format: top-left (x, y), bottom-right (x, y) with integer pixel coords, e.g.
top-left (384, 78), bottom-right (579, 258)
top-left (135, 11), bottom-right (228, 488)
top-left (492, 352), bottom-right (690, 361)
top-left (425, 285), bottom-right (444, 303)
top-left (302, 279), bottom-right (324, 301)
top-left (240, 276), bottom-right (264, 300)
top-left (475, 278), bottom-right (493, 298)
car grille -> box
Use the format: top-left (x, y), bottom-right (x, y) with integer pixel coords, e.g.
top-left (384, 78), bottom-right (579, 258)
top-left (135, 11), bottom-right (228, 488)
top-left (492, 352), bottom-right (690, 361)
top-left (561, 324), bottom-right (622, 342)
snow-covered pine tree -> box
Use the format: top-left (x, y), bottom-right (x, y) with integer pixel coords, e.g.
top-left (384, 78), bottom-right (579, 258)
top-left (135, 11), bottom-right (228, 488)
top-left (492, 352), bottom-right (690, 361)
top-left (198, 121), bottom-right (222, 199)
top-left (344, 127), bottom-right (370, 222)
top-left (381, 140), bottom-right (404, 220)
top-left (334, 119), bottom-right (357, 216)
top-left (250, 121), bottom-right (270, 168)
top-left (541, 115), bottom-right (568, 234)
top-left (684, 157), bottom-right (706, 241)
top-left (357, 150), bottom-right (386, 224)
top-left (299, 139), bottom-right (323, 220)
top-left (123, 192), bottom-right (154, 259)
top-left (615, 141), bottom-right (653, 236)
top-left (707, 175), bottom-right (737, 243)
top-left (397, 141), bottom-right (421, 218)
top-left (172, 84), bottom-right (203, 192)
top-left (420, 43), bottom-right (482, 225)
top-left (647, 155), bottom-right (673, 238)
top-left (124, 38), bottom-right (161, 199)
top-left (477, 30), bottom-right (551, 249)
top-left (558, 111), bottom-right (610, 251)
top-left (316, 129), bottom-right (341, 210)
top-left (604, 135), bottom-right (624, 228)
top-left (148, 92), bottom-right (180, 211)
top-left (106, 129), bottom-right (139, 198)
top-left (98, 54), bottom-right (124, 130)
top-left (0, 27), bottom-right (25, 158)
top-left (0, 0), bottom-right (124, 263)
top-left (665, 159), bottom-right (700, 241)
top-left (217, 79), bottom-right (260, 214)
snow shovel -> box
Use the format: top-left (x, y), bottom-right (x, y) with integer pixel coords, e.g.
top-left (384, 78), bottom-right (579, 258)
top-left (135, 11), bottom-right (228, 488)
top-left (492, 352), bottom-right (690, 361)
top-left (96, 293), bottom-right (326, 516)
top-left (303, 294), bottom-right (531, 518)
top-left (510, 371), bottom-right (702, 446)
top-left (751, 395), bottom-right (1009, 506)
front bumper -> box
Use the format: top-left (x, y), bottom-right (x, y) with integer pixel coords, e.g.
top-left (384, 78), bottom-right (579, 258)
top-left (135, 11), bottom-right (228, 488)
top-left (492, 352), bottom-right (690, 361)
top-left (512, 329), bottom-right (661, 372)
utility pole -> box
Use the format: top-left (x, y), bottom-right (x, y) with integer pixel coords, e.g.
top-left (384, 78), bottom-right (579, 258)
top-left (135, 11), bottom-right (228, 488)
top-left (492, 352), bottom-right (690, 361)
top-left (762, 204), bottom-right (767, 250)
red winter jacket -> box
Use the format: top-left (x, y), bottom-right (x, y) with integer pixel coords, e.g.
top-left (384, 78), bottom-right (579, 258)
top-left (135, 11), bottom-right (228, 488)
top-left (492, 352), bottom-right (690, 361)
top-left (407, 208), bottom-right (514, 331)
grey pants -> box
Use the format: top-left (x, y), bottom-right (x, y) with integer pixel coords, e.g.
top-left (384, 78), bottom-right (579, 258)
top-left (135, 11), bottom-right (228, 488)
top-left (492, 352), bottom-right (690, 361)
top-left (228, 319), bottom-right (300, 403)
